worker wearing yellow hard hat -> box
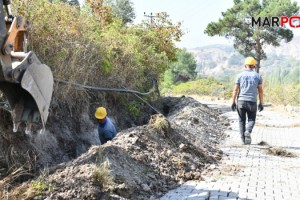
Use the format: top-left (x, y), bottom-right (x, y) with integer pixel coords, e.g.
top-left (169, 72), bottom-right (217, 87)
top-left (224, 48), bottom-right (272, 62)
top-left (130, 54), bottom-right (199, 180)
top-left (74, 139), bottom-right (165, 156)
top-left (244, 56), bottom-right (257, 66)
top-left (95, 107), bottom-right (117, 144)
top-left (231, 57), bottom-right (264, 145)
top-left (95, 107), bottom-right (107, 119)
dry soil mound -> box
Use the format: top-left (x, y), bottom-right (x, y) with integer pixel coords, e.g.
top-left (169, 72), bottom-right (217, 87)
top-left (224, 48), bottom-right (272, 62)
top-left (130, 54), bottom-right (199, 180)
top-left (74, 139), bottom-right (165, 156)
top-left (6, 96), bottom-right (229, 199)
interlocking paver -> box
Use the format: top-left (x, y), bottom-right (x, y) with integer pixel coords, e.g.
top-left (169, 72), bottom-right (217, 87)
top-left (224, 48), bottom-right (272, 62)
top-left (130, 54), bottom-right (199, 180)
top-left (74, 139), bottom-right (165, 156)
top-left (161, 105), bottom-right (300, 200)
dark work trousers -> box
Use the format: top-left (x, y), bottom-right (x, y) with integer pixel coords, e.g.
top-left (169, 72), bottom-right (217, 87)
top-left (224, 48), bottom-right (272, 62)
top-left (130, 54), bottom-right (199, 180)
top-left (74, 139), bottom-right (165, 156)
top-left (237, 100), bottom-right (257, 141)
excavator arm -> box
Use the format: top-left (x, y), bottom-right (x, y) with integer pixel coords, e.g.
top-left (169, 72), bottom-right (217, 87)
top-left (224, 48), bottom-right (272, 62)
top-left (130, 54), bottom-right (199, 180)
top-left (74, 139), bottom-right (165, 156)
top-left (0, 0), bottom-right (53, 133)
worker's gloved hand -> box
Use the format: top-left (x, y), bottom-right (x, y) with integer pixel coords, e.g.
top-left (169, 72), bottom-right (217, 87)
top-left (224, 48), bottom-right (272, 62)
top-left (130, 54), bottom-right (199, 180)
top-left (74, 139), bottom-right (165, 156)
top-left (231, 102), bottom-right (236, 111)
top-left (258, 103), bottom-right (264, 112)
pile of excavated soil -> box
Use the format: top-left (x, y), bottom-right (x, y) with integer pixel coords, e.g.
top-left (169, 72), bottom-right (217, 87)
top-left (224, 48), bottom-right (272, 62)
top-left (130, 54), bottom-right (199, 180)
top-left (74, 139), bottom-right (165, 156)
top-left (7, 96), bottom-right (229, 199)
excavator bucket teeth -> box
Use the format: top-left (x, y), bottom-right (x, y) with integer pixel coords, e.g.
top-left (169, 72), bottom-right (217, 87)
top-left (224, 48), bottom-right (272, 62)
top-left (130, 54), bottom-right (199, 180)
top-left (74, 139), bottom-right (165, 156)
top-left (0, 82), bottom-right (37, 122)
top-left (20, 63), bottom-right (53, 127)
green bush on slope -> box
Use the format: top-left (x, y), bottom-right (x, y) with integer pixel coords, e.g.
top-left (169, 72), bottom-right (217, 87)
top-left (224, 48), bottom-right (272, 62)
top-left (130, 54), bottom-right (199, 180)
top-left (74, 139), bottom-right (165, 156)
top-left (11, 0), bottom-right (182, 116)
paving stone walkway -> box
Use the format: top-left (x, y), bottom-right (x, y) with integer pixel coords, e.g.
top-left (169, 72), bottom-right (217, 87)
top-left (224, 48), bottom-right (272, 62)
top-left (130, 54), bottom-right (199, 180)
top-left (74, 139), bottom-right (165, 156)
top-left (161, 104), bottom-right (300, 200)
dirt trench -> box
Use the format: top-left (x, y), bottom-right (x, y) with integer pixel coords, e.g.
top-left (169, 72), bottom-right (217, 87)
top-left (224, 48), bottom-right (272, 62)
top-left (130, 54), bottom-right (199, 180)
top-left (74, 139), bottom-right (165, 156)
top-left (0, 96), bottom-right (229, 199)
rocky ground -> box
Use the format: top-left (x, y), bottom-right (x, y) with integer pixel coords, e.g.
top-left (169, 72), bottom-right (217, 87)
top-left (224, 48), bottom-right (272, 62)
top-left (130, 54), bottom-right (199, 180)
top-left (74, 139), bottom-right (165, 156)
top-left (1, 96), bottom-right (229, 199)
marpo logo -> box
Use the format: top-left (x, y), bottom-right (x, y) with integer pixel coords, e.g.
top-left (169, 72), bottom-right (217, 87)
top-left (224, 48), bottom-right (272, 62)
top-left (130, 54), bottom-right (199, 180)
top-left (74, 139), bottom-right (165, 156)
top-left (251, 16), bottom-right (300, 28)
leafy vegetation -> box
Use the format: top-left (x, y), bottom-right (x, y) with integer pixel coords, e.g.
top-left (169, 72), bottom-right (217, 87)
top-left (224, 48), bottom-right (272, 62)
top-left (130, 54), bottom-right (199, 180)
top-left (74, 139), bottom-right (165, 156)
top-left (261, 55), bottom-right (300, 106)
top-left (21, 168), bottom-right (54, 198)
top-left (164, 51), bottom-right (299, 106)
top-left (127, 101), bottom-right (141, 118)
top-left (161, 48), bottom-right (197, 90)
top-left (163, 78), bottom-right (230, 98)
top-left (105, 0), bottom-right (136, 24)
top-left (11, 0), bottom-right (183, 116)
top-left (8, 0), bottom-right (298, 113)
top-left (32, 177), bottom-right (54, 196)
top-left (264, 84), bottom-right (299, 106)
top-left (205, 0), bottom-right (299, 73)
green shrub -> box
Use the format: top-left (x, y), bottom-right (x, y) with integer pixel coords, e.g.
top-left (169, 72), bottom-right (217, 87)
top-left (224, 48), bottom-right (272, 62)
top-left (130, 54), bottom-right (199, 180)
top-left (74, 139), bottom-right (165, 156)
top-left (164, 78), bottom-right (230, 98)
top-left (265, 84), bottom-right (300, 106)
top-left (127, 101), bottom-right (141, 118)
top-left (31, 169), bottom-right (54, 196)
top-left (12, 1), bottom-right (182, 116)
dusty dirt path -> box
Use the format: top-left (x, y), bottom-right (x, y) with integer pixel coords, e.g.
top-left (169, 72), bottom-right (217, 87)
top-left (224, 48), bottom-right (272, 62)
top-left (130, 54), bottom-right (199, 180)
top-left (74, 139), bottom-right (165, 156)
top-left (161, 99), bottom-right (300, 200)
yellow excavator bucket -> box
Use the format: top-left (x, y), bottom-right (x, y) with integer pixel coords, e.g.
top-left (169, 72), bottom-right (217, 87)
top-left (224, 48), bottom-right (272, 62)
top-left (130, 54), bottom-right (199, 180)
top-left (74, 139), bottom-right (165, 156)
top-left (0, 60), bottom-right (53, 133)
top-left (21, 61), bottom-right (53, 126)
top-left (0, 0), bottom-right (53, 133)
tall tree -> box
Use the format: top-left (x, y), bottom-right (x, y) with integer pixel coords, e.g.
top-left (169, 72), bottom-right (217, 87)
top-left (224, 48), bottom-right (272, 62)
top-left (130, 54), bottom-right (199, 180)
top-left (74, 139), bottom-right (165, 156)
top-left (204, 0), bottom-right (299, 73)
top-left (140, 12), bottom-right (183, 61)
top-left (169, 48), bottom-right (197, 83)
top-left (105, 0), bottom-right (135, 24)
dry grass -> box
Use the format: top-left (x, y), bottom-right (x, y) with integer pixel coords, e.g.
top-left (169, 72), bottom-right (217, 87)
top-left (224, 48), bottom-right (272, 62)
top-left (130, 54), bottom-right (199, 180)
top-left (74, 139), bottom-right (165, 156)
top-left (7, 168), bottom-right (54, 200)
top-left (266, 147), bottom-right (298, 158)
top-left (257, 141), bottom-right (269, 146)
top-left (0, 149), bottom-right (35, 188)
top-left (220, 164), bottom-right (245, 175)
top-left (92, 159), bottom-right (113, 189)
top-left (150, 114), bottom-right (170, 136)
top-left (256, 122), bottom-right (300, 128)
top-left (7, 183), bottom-right (34, 200)
top-left (0, 167), bottom-right (33, 200)
top-left (0, 144), bottom-right (37, 200)
top-left (257, 141), bottom-right (298, 157)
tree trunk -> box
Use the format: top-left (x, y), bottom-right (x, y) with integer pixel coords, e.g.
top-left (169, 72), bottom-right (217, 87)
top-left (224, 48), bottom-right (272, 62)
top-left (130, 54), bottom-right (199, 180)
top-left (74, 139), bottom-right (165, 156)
top-left (256, 60), bottom-right (260, 73)
top-left (153, 79), bottom-right (160, 98)
top-left (255, 39), bottom-right (261, 74)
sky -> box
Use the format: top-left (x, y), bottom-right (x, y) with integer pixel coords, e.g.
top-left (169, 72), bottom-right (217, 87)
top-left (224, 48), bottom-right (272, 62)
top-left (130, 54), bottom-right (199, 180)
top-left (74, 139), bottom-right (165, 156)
top-left (130, 0), bottom-right (300, 49)
top-left (78, 0), bottom-right (300, 49)
top-left (131, 0), bottom-right (234, 49)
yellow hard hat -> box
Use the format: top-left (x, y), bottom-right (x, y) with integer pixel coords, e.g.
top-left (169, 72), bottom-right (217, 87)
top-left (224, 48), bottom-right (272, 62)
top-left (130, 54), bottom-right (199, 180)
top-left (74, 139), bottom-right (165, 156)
top-left (244, 57), bottom-right (256, 66)
top-left (95, 107), bottom-right (107, 119)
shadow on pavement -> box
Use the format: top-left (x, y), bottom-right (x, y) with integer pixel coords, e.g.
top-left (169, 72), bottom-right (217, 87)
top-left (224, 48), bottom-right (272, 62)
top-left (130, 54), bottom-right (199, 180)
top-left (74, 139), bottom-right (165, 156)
top-left (161, 184), bottom-right (254, 200)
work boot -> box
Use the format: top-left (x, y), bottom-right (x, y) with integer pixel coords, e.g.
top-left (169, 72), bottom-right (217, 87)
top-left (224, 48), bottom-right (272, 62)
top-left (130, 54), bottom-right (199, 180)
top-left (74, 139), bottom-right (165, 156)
top-left (241, 135), bottom-right (246, 144)
top-left (244, 131), bottom-right (251, 145)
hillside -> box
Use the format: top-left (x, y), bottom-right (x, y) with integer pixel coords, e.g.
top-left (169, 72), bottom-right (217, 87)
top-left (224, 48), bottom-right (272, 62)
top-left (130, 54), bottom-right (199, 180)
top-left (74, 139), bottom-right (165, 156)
top-left (189, 36), bottom-right (300, 82)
